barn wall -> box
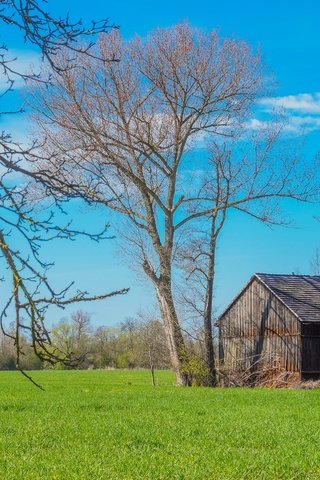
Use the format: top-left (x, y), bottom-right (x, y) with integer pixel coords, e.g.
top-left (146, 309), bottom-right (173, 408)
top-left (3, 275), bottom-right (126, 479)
top-left (219, 278), bottom-right (301, 375)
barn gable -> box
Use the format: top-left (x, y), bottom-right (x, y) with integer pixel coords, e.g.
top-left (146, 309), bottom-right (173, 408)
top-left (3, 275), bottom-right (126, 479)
top-left (218, 273), bottom-right (320, 382)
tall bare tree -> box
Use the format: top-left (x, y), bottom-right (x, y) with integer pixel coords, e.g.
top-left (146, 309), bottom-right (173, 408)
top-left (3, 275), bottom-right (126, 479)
top-left (30, 24), bottom-right (268, 385)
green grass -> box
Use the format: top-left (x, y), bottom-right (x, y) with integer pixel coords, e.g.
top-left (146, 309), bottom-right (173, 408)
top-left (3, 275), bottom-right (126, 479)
top-left (0, 370), bottom-right (320, 479)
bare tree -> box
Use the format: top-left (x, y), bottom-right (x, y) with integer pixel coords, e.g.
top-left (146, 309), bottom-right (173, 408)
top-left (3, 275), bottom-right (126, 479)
top-left (72, 310), bottom-right (91, 340)
top-left (29, 24), bottom-right (268, 385)
top-left (136, 309), bottom-right (170, 385)
top-left (49, 310), bottom-right (93, 367)
top-left (0, 1), bottom-right (127, 386)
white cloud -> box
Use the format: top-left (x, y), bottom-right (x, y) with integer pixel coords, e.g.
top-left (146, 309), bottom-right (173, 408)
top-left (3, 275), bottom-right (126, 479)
top-left (259, 92), bottom-right (320, 115)
top-left (245, 92), bottom-right (320, 135)
top-left (245, 118), bottom-right (269, 130)
top-left (246, 115), bottom-right (320, 135)
top-left (288, 115), bottom-right (320, 131)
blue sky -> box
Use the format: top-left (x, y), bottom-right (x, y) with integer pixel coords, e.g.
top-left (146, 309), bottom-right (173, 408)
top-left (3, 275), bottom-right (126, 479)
top-left (1, 0), bottom-right (320, 328)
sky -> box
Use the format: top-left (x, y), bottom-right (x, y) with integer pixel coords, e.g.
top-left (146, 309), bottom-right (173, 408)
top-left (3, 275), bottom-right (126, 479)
top-left (1, 0), bottom-right (320, 328)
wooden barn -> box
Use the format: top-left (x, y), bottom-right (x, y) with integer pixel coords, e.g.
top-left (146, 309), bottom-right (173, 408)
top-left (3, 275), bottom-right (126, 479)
top-left (218, 273), bottom-right (320, 382)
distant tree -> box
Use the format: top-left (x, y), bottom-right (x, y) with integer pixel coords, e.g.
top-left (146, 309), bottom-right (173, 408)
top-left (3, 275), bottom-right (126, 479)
top-left (120, 317), bottom-right (138, 366)
top-left (71, 310), bottom-right (92, 350)
top-left (49, 311), bottom-right (94, 367)
top-left (0, 325), bottom-right (42, 370)
top-left (0, 328), bottom-right (16, 370)
top-left (137, 315), bottom-right (170, 385)
top-left (0, 310), bottom-right (174, 372)
top-left (92, 326), bottom-right (116, 368)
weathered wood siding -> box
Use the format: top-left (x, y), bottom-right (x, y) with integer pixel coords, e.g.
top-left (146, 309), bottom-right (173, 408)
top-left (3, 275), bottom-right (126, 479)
top-left (219, 278), bottom-right (301, 373)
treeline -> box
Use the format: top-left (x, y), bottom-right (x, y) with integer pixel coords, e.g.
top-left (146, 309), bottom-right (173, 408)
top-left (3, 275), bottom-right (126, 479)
top-left (0, 311), bottom-right (171, 371)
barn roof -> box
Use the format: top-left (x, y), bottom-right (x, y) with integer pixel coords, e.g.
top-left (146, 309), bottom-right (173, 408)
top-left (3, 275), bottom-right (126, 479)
top-left (219, 273), bottom-right (320, 324)
top-left (256, 273), bottom-right (320, 323)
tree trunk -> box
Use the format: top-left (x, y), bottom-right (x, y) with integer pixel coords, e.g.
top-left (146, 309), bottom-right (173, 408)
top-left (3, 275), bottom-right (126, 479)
top-left (148, 347), bottom-right (156, 387)
top-left (155, 279), bottom-right (192, 386)
top-left (203, 276), bottom-right (216, 386)
top-left (202, 219), bottom-right (217, 387)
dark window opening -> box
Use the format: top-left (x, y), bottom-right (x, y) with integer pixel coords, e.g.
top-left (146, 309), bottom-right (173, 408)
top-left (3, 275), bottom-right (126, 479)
top-left (301, 323), bottom-right (320, 379)
top-left (302, 323), bottom-right (320, 337)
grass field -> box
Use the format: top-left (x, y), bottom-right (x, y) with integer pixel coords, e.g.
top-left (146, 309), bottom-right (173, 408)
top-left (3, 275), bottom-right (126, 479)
top-left (0, 370), bottom-right (320, 480)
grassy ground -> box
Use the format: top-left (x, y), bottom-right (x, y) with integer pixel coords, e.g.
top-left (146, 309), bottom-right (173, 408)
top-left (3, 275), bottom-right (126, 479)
top-left (0, 370), bottom-right (319, 480)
